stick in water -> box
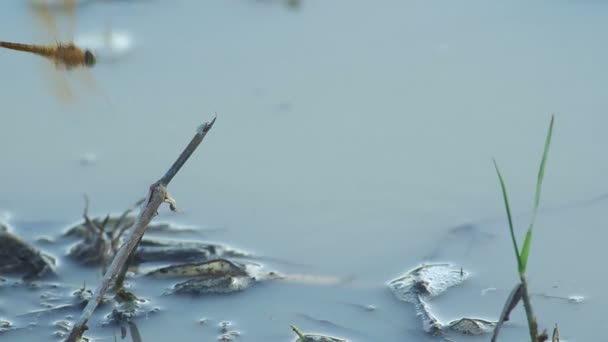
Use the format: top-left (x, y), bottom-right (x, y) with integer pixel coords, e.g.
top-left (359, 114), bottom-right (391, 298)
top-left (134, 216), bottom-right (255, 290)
top-left (66, 116), bottom-right (216, 342)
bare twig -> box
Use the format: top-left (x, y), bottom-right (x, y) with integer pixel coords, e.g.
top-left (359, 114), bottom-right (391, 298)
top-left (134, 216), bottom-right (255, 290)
top-left (66, 117), bottom-right (216, 342)
top-left (159, 113), bottom-right (216, 187)
top-left (100, 214), bottom-right (111, 232)
top-left (112, 197), bottom-right (146, 249)
top-left (552, 324), bottom-right (560, 342)
top-left (82, 195), bottom-right (103, 235)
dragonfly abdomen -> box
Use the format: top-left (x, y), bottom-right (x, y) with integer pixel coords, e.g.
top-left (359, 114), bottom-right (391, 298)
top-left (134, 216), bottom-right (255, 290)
top-left (0, 41), bottom-right (55, 59)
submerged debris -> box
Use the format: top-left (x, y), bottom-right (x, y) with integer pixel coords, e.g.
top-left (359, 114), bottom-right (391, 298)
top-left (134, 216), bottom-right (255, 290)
top-left (64, 217), bottom-right (199, 239)
top-left (217, 321), bottom-right (241, 341)
top-left (171, 269), bottom-right (254, 295)
top-left (64, 214), bottom-right (201, 239)
top-left (0, 319), bottom-right (13, 333)
top-left (64, 214), bottom-right (133, 239)
top-left (290, 324), bottom-right (347, 342)
top-left (150, 259), bottom-right (267, 295)
top-left (134, 239), bottom-right (248, 264)
top-left (104, 289), bottom-right (148, 325)
top-left (447, 318), bottom-right (496, 335)
top-left (52, 319), bottom-right (91, 340)
top-left (567, 295), bottom-right (584, 303)
top-left (296, 313), bottom-right (364, 337)
top-left (219, 321), bottom-right (232, 333)
top-left (149, 258), bottom-right (344, 295)
top-left (482, 287), bottom-right (586, 304)
top-left (68, 229), bottom-right (112, 266)
top-left (68, 233), bottom-right (245, 267)
top-left (0, 224), bottom-right (55, 280)
top-left (147, 259), bottom-right (249, 279)
top-left (19, 283), bottom-right (104, 320)
top-left (337, 301), bottom-right (377, 312)
top-left (218, 332), bottom-right (239, 341)
top-left (52, 320), bottom-right (73, 338)
top-left (64, 198), bottom-right (142, 267)
top-left (389, 263), bottom-right (469, 304)
top-left (425, 223), bottom-right (496, 260)
top-left (388, 264), bottom-right (496, 336)
top-left (64, 199), bottom-right (226, 267)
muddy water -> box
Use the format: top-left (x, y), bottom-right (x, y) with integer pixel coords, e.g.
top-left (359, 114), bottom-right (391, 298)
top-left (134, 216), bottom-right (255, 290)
top-left (1, 0), bottom-right (608, 341)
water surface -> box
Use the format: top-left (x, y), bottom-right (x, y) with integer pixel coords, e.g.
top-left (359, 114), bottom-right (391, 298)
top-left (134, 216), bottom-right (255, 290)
top-left (1, 0), bottom-right (607, 340)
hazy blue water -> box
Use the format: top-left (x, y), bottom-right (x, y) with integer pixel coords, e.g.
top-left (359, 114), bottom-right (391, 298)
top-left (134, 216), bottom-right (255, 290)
top-left (1, 0), bottom-right (608, 341)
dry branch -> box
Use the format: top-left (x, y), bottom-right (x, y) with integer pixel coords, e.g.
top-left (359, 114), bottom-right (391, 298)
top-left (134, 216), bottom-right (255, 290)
top-left (66, 116), bottom-right (216, 342)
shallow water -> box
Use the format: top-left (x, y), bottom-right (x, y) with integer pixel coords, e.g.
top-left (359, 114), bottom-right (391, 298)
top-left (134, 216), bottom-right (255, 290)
top-left (1, 0), bottom-right (608, 341)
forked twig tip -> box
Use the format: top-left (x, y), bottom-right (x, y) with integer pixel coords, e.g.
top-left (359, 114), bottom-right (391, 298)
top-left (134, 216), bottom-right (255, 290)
top-left (197, 114), bottom-right (217, 135)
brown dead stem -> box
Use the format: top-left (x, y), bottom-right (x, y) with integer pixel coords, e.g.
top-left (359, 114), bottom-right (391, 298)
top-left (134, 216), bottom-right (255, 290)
top-left (66, 116), bottom-right (216, 342)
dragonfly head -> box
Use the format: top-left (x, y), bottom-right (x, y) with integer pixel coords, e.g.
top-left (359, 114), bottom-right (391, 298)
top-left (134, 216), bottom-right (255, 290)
top-left (84, 50), bottom-right (96, 67)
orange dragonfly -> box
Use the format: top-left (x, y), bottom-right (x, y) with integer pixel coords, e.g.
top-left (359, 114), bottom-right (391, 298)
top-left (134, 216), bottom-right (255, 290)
top-left (0, 0), bottom-right (98, 101)
top-left (0, 41), bottom-right (96, 69)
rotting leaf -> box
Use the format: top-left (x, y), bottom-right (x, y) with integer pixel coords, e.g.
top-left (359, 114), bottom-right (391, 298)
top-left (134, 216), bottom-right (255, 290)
top-left (156, 259), bottom-right (258, 295)
top-left (156, 259), bottom-right (343, 295)
top-left (0, 226), bottom-right (56, 280)
top-left (134, 239), bottom-right (248, 264)
top-left (146, 259), bottom-right (248, 279)
top-left (171, 268), bottom-right (254, 295)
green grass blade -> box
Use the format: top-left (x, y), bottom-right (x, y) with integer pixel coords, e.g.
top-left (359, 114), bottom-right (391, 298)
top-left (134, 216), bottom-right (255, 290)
top-left (493, 159), bottom-right (522, 273)
top-left (519, 115), bottom-right (554, 274)
top-left (519, 229), bottom-right (533, 274)
top-left (290, 325), bottom-right (306, 339)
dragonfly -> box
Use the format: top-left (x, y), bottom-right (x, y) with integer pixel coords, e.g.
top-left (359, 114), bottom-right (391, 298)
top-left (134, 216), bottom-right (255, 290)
top-left (0, 0), bottom-right (98, 101)
top-left (0, 41), bottom-right (96, 69)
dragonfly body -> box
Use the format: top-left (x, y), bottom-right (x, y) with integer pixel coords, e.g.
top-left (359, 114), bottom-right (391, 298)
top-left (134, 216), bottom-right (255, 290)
top-left (0, 0), bottom-right (106, 103)
top-left (0, 41), bottom-right (95, 69)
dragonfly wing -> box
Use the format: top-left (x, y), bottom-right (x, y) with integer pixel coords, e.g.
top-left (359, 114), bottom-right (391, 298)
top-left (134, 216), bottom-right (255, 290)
top-left (31, 0), bottom-right (60, 42)
top-left (76, 68), bottom-right (113, 107)
top-left (66, 0), bottom-right (77, 42)
top-left (42, 61), bottom-right (74, 103)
